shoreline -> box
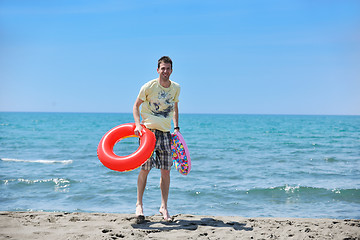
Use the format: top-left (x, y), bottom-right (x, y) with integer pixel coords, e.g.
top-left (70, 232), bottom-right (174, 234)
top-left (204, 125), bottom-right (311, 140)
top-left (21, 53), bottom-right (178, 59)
top-left (1, 211), bottom-right (359, 239)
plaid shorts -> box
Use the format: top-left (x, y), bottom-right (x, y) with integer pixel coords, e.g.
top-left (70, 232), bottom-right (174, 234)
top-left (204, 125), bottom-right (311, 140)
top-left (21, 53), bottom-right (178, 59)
top-left (141, 129), bottom-right (173, 171)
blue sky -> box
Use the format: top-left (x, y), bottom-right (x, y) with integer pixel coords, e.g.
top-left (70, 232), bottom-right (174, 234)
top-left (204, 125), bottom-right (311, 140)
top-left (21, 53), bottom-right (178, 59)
top-left (1, 0), bottom-right (359, 115)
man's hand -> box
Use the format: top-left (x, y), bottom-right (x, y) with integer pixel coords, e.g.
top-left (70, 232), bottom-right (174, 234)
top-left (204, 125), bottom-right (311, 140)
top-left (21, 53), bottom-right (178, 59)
top-left (134, 124), bottom-right (143, 137)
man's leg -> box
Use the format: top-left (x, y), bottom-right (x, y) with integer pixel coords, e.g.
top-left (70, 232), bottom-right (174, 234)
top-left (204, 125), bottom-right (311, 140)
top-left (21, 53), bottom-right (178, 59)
top-left (136, 169), bottom-right (150, 216)
top-left (159, 169), bottom-right (171, 220)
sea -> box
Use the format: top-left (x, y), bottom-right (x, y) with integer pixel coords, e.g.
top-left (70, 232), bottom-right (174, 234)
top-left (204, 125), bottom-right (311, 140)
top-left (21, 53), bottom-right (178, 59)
top-left (1, 112), bottom-right (359, 219)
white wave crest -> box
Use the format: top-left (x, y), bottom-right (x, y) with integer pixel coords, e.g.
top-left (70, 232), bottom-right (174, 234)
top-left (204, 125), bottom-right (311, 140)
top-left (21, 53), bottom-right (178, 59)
top-left (1, 158), bottom-right (73, 164)
top-left (2, 178), bottom-right (71, 192)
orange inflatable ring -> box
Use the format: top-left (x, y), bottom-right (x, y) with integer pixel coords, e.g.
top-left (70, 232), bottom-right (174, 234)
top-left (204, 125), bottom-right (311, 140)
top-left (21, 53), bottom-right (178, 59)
top-left (97, 123), bottom-right (156, 172)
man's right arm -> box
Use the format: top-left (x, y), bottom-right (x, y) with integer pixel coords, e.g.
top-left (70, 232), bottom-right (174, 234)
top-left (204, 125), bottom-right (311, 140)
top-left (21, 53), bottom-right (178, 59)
top-left (133, 97), bottom-right (144, 136)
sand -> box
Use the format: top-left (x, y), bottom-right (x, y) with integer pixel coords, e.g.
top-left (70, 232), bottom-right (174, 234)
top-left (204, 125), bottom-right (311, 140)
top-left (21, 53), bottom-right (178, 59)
top-left (0, 211), bottom-right (359, 240)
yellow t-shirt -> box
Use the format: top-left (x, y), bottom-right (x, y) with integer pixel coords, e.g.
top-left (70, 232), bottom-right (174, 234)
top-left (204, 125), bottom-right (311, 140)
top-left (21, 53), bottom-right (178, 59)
top-left (138, 79), bottom-right (180, 132)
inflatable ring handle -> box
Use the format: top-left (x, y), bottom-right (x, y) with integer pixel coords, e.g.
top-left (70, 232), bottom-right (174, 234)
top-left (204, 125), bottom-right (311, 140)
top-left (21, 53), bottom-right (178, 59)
top-left (97, 123), bottom-right (156, 172)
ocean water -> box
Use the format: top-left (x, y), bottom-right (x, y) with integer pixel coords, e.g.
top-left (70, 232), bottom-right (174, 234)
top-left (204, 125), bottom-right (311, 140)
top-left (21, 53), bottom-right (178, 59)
top-left (1, 112), bottom-right (359, 219)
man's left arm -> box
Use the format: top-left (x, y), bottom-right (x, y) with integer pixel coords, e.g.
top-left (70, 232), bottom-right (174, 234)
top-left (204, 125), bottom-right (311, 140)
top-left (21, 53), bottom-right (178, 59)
top-left (173, 102), bottom-right (179, 132)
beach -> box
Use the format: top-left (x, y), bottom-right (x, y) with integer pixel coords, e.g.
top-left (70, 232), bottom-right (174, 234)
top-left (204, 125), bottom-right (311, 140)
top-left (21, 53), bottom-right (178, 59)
top-left (1, 211), bottom-right (359, 240)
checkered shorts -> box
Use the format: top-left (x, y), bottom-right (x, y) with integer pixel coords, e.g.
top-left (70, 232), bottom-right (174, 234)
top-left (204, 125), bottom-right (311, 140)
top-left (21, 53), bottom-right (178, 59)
top-left (141, 129), bottom-right (173, 171)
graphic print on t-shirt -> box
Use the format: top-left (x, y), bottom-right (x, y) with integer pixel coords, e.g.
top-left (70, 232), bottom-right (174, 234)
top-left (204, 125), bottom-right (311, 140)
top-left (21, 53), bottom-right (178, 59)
top-left (149, 90), bottom-right (174, 118)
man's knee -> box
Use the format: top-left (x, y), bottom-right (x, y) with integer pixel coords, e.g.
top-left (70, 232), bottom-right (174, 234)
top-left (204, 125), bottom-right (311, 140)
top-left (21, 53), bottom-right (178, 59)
top-left (160, 169), bottom-right (170, 178)
top-left (139, 169), bottom-right (150, 179)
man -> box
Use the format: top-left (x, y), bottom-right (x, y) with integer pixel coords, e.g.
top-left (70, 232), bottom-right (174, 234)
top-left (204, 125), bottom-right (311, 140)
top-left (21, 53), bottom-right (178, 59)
top-left (133, 56), bottom-right (180, 222)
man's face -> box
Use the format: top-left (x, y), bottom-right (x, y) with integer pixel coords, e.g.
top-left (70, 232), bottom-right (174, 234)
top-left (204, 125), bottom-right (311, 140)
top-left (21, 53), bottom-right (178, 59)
top-left (157, 62), bottom-right (172, 80)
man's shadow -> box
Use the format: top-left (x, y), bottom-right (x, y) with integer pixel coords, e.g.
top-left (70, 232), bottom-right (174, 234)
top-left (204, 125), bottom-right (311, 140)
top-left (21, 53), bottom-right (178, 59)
top-left (131, 217), bottom-right (253, 232)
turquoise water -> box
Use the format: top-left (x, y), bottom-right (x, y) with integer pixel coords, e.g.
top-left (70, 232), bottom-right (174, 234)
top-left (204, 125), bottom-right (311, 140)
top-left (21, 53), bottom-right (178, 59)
top-left (1, 112), bottom-right (359, 219)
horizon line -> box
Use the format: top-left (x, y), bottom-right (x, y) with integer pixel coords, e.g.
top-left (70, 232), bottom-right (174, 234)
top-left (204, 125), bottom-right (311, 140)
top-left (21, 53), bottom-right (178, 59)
top-left (1, 111), bottom-right (359, 117)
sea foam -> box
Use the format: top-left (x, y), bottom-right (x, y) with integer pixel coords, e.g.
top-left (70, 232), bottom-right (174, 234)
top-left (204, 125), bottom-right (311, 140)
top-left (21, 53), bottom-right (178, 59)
top-left (1, 158), bottom-right (73, 164)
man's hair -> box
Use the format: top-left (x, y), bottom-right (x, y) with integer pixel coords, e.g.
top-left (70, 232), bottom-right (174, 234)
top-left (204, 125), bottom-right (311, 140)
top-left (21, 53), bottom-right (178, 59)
top-left (158, 56), bottom-right (173, 69)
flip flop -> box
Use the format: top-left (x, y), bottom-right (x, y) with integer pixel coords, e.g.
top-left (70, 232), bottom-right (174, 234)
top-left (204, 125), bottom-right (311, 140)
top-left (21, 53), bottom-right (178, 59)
top-left (136, 215), bottom-right (145, 224)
